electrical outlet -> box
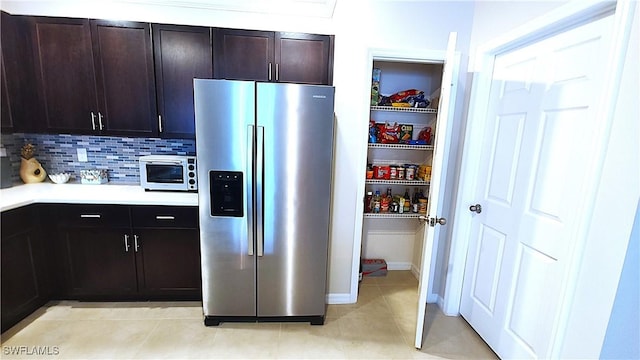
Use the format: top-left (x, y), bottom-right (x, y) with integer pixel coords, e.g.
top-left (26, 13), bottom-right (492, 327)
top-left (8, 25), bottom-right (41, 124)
top-left (77, 148), bottom-right (88, 162)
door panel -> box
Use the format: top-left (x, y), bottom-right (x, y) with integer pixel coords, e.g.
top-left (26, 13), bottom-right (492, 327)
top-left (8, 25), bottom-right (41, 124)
top-left (460, 15), bottom-right (613, 359)
top-left (471, 224), bottom-right (505, 314)
top-left (194, 79), bottom-right (256, 317)
top-left (256, 82), bottom-right (334, 317)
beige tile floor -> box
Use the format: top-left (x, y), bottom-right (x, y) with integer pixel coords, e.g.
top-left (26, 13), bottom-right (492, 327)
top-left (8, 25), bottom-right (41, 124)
top-left (1, 271), bottom-right (497, 359)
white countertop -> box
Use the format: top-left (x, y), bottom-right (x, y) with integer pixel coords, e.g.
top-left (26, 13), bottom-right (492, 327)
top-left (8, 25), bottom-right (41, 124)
top-left (0, 182), bottom-right (198, 212)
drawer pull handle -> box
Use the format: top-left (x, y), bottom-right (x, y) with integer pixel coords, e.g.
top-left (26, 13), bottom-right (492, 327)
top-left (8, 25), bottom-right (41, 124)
top-left (80, 214), bottom-right (101, 218)
top-left (156, 216), bottom-right (175, 220)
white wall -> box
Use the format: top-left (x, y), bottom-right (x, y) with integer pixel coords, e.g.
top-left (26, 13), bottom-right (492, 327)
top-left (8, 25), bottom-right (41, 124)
top-left (1, 0), bottom-right (475, 302)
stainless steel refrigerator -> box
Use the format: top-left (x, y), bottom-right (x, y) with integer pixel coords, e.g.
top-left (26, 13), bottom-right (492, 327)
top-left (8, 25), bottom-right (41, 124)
top-left (194, 79), bottom-right (335, 326)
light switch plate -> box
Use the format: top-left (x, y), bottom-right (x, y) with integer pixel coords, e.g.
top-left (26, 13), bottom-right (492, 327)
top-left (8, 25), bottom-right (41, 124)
top-left (77, 148), bottom-right (88, 162)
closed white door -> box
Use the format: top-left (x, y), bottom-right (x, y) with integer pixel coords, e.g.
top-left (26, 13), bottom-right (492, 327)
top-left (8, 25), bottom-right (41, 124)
top-left (460, 15), bottom-right (613, 359)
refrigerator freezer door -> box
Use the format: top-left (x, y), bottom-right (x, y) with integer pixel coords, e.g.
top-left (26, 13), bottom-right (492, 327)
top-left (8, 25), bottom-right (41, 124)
top-left (256, 83), bottom-right (335, 318)
top-left (194, 79), bottom-right (256, 318)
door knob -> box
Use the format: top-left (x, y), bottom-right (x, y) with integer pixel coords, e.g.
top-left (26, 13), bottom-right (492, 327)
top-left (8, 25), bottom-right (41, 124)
top-left (469, 204), bottom-right (482, 214)
top-left (429, 217), bottom-right (447, 226)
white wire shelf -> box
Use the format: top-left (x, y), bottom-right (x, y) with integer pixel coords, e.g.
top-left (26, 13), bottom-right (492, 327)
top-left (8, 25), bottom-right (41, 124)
top-left (370, 106), bottom-right (437, 114)
top-left (365, 179), bottom-right (430, 186)
top-left (368, 143), bottom-right (434, 150)
top-left (363, 213), bottom-right (425, 219)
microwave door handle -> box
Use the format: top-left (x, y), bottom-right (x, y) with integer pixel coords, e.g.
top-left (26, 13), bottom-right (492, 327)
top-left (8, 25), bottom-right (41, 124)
top-left (147, 160), bottom-right (182, 165)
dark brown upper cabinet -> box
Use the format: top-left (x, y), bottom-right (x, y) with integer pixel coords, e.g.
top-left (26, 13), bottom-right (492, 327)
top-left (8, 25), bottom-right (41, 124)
top-left (31, 17), bottom-right (157, 136)
top-left (91, 20), bottom-right (157, 137)
top-left (153, 24), bottom-right (213, 139)
top-left (213, 28), bottom-right (333, 85)
top-left (1, 12), bottom-right (43, 133)
top-left (275, 32), bottom-right (333, 85)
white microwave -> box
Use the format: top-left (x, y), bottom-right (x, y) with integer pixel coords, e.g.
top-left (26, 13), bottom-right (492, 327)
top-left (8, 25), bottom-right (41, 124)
top-left (139, 155), bottom-right (197, 192)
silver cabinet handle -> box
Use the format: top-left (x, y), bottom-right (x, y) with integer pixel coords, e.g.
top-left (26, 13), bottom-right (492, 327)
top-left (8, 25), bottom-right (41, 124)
top-left (80, 214), bottom-right (101, 218)
top-left (91, 112), bottom-right (96, 130)
top-left (124, 234), bottom-right (130, 252)
top-left (155, 215), bottom-right (175, 220)
top-left (256, 126), bottom-right (265, 257)
top-left (275, 63), bottom-right (279, 82)
top-left (158, 115), bottom-right (163, 133)
top-left (98, 112), bottom-right (104, 130)
top-left (268, 63), bottom-right (272, 82)
top-left (134, 235), bottom-right (139, 252)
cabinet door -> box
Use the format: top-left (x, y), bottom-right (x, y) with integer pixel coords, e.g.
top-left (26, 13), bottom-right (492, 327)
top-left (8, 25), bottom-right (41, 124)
top-left (134, 228), bottom-right (201, 299)
top-left (1, 57), bottom-right (12, 131)
top-left (1, 206), bottom-right (47, 332)
top-left (91, 20), bottom-right (157, 137)
top-left (131, 206), bottom-right (201, 299)
top-left (31, 17), bottom-right (99, 133)
top-left (153, 24), bottom-right (212, 139)
top-left (2, 12), bottom-right (42, 133)
top-left (275, 32), bottom-right (333, 85)
top-left (62, 227), bottom-right (138, 297)
top-left (57, 205), bottom-right (136, 298)
top-left (213, 28), bottom-right (274, 82)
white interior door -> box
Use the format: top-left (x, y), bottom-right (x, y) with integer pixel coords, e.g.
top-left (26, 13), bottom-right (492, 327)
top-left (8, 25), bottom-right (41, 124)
top-left (414, 32), bottom-right (457, 349)
top-left (459, 15), bottom-right (613, 359)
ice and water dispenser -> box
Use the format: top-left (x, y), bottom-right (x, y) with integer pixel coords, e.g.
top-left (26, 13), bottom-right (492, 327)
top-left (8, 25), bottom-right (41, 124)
top-left (209, 171), bottom-right (243, 217)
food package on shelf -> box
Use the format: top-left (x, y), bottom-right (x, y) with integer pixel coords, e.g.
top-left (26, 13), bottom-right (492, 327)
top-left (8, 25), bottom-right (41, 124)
top-left (417, 165), bottom-right (432, 182)
top-left (418, 126), bottom-right (432, 145)
top-left (399, 124), bottom-right (413, 143)
top-left (378, 89), bottom-right (430, 108)
top-left (371, 68), bottom-right (381, 106)
top-left (369, 119), bottom-right (378, 143)
top-left (378, 122), bottom-right (400, 144)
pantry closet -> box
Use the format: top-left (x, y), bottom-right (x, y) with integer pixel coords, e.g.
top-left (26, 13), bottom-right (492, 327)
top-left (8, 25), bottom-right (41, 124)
top-left (359, 33), bottom-right (458, 348)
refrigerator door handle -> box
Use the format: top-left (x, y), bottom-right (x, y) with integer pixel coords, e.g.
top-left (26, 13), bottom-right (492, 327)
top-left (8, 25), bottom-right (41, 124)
top-left (256, 125), bottom-right (265, 257)
top-left (247, 125), bottom-right (255, 256)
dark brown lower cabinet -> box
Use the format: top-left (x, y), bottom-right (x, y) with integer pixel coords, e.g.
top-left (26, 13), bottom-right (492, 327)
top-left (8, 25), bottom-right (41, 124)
top-left (1, 203), bottom-right (201, 333)
top-left (63, 227), bottom-right (138, 298)
top-left (1, 206), bottom-right (49, 333)
top-left (57, 204), bottom-right (201, 300)
top-left (134, 228), bottom-right (201, 298)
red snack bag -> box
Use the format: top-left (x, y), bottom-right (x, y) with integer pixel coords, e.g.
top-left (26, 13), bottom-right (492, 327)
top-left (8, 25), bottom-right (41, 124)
top-left (389, 89), bottom-right (422, 103)
top-left (380, 122), bottom-right (400, 143)
top-left (418, 127), bottom-right (432, 144)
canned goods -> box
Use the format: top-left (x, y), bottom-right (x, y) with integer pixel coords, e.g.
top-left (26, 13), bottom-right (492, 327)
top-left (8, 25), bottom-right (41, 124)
top-left (373, 165), bottom-right (390, 179)
top-left (389, 166), bottom-right (397, 180)
top-left (398, 166), bottom-right (405, 180)
top-left (406, 165), bottom-right (415, 180)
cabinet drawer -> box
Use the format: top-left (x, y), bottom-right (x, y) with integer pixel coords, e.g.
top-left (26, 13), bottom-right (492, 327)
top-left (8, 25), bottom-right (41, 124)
top-left (58, 205), bottom-right (130, 228)
top-left (131, 206), bottom-right (198, 228)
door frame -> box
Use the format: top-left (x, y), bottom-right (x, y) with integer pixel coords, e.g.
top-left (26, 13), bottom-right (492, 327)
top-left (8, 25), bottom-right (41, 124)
top-left (445, 0), bottom-right (637, 355)
top-left (351, 47), bottom-right (460, 304)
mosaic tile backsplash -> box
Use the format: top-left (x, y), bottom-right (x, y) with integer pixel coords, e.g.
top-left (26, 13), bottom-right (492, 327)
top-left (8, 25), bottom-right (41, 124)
top-left (1, 133), bottom-right (195, 185)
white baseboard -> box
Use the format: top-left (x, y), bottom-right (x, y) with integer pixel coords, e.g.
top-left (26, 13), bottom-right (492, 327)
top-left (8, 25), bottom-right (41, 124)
top-left (386, 261), bottom-right (412, 271)
top-left (326, 293), bottom-right (355, 305)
